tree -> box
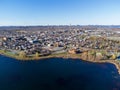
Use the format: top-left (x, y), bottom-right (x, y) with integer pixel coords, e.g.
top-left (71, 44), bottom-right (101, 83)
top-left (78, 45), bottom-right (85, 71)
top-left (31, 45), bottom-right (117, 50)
top-left (35, 52), bottom-right (39, 59)
top-left (88, 50), bottom-right (96, 61)
top-left (81, 51), bottom-right (88, 60)
top-left (96, 52), bottom-right (103, 60)
top-left (19, 51), bottom-right (26, 59)
top-left (111, 54), bottom-right (117, 60)
top-left (3, 49), bottom-right (7, 53)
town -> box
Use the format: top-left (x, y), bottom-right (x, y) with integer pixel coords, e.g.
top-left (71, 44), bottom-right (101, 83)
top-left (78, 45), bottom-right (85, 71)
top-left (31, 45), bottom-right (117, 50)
top-left (0, 25), bottom-right (120, 61)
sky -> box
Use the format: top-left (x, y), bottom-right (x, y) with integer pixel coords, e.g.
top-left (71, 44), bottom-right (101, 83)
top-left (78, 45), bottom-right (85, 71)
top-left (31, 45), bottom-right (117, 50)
top-left (0, 0), bottom-right (120, 26)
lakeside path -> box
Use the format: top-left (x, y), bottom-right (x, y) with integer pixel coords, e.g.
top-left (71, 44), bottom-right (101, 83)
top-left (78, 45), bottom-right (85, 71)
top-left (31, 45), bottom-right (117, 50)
top-left (0, 50), bottom-right (120, 74)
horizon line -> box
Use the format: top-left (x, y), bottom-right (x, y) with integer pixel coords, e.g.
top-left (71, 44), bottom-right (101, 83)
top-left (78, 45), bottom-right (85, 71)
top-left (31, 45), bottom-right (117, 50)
top-left (0, 24), bottom-right (120, 27)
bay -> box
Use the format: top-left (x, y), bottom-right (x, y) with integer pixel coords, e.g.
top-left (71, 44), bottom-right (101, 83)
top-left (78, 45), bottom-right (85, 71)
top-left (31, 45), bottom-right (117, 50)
top-left (0, 55), bottom-right (120, 90)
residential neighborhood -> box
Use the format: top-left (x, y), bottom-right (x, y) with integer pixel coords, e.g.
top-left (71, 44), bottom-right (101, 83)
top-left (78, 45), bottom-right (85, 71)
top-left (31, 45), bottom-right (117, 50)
top-left (0, 26), bottom-right (120, 61)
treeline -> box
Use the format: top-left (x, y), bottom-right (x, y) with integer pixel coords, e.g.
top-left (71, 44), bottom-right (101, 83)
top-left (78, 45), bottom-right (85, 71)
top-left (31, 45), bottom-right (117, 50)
top-left (0, 25), bottom-right (120, 31)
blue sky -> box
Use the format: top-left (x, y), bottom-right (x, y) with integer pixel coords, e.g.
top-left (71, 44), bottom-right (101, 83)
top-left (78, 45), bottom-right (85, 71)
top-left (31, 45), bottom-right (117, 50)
top-left (0, 0), bottom-right (120, 25)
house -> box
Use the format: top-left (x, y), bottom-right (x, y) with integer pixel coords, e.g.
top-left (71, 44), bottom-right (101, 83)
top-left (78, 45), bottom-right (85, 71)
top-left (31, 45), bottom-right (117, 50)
top-left (3, 37), bottom-right (7, 41)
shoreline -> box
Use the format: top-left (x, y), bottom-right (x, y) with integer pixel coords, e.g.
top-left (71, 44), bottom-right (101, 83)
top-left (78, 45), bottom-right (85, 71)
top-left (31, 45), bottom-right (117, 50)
top-left (0, 52), bottom-right (120, 74)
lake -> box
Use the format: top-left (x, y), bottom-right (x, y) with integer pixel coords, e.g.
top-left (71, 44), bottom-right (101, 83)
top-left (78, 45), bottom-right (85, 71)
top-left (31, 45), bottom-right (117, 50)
top-left (0, 55), bottom-right (120, 90)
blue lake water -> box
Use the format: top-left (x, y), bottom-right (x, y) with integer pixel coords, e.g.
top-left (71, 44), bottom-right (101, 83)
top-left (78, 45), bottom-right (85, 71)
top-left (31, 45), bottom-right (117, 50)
top-left (0, 55), bottom-right (120, 90)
